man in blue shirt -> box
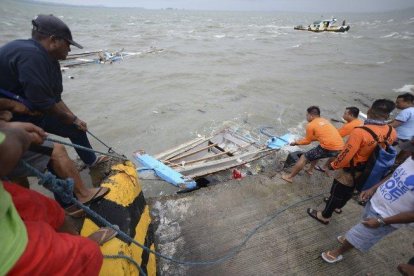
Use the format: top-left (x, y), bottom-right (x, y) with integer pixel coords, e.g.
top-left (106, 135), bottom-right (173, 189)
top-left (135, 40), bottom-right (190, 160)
top-left (390, 92), bottom-right (414, 164)
top-left (0, 14), bottom-right (108, 167)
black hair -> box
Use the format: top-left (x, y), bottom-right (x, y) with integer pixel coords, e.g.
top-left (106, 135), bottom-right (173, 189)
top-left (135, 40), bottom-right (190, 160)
top-left (346, 107), bottom-right (359, 118)
top-left (397, 93), bottom-right (414, 103)
top-left (370, 99), bottom-right (395, 119)
top-left (307, 106), bottom-right (320, 116)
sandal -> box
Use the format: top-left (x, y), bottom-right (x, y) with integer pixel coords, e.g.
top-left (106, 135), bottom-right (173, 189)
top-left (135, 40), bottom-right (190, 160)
top-left (88, 226), bottom-right (118, 246)
top-left (321, 251), bottom-right (343, 263)
top-left (65, 204), bottom-right (85, 218)
top-left (337, 235), bottom-right (345, 244)
top-left (307, 208), bottom-right (329, 225)
top-left (89, 155), bottom-right (111, 168)
top-left (82, 186), bottom-right (110, 205)
top-left (315, 165), bottom-right (326, 173)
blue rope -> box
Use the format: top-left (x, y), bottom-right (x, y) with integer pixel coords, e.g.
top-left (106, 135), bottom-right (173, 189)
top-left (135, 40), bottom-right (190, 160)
top-left (45, 137), bottom-right (128, 161)
top-left (104, 255), bottom-right (146, 276)
top-left (22, 160), bottom-right (325, 267)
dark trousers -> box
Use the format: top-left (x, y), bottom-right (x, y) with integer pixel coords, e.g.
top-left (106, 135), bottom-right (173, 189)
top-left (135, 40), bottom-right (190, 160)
top-left (322, 179), bottom-right (354, 218)
top-left (37, 115), bottom-right (97, 165)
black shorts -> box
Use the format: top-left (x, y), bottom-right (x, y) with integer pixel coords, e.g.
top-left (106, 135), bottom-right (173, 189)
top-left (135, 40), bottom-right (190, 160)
top-left (304, 145), bottom-right (340, 161)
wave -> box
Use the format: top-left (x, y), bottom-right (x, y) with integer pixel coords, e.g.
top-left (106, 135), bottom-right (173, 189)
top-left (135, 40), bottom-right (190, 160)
top-left (393, 84), bottom-right (414, 93)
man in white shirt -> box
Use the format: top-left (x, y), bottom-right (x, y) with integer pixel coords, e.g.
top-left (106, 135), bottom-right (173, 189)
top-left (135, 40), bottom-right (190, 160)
top-left (390, 93), bottom-right (414, 163)
top-left (320, 137), bottom-right (414, 263)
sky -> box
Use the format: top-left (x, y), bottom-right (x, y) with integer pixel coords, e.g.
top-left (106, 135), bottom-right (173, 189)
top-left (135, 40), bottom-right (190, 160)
top-left (33, 0), bottom-right (414, 13)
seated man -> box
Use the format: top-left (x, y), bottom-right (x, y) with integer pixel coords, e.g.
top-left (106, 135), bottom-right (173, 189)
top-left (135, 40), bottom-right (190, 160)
top-left (320, 138), bottom-right (414, 263)
top-left (0, 125), bottom-right (116, 275)
top-left (281, 106), bottom-right (344, 183)
top-left (0, 101), bottom-right (109, 206)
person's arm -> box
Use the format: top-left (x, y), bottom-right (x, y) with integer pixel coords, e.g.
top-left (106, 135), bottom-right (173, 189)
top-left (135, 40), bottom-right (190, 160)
top-left (0, 127), bottom-right (32, 176)
top-left (0, 98), bottom-right (38, 115)
top-left (362, 211), bottom-right (414, 228)
top-left (389, 120), bottom-right (403, 128)
top-left (359, 174), bottom-right (392, 201)
top-left (44, 101), bottom-right (87, 131)
top-left (330, 130), bottom-right (362, 169)
top-left (295, 123), bottom-right (314, 145)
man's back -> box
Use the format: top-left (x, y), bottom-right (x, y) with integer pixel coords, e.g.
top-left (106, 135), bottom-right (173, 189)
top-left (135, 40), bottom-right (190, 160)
top-left (0, 39), bottom-right (62, 111)
top-left (297, 117), bottom-right (344, 151)
top-left (332, 124), bottom-right (397, 169)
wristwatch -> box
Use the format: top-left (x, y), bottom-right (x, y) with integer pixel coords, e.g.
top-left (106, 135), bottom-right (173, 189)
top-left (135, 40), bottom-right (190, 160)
top-left (377, 217), bottom-right (386, 227)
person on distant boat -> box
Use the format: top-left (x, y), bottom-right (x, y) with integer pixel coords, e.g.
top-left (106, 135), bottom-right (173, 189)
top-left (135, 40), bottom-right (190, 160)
top-left (281, 106), bottom-right (344, 183)
top-left (389, 93), bottom-right (414, 164)
top-left (320, 139), bottom-right (414, 264)
top-left (315, 107), bottom-right (364, 173)
top-left (0, 124), bottom-right (116, 275)
top-left (307, 99), bottom-right (397, 225)
top-left (0, 14), bottom-right (109, 167)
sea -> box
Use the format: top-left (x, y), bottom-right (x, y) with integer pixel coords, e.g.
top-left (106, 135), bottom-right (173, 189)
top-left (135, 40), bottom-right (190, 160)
top-left (1, 0), bottom-right (414, 168)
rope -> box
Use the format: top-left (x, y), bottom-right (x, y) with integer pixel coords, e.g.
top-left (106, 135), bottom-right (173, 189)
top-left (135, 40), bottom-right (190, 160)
top-left (259, 126), bottom-right (289, 143)
top-left (45, 137), bottom-right (128, 161)
top-left (86, 130), bottom-right (115, 154)
top-left (104, 255), bottom-right (146, 276)
top-left (23, 160), bottom-right (325, 267)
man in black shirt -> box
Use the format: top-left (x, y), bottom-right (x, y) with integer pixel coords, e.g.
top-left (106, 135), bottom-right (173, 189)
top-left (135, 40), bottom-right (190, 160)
top-left (0, 14), bottom-right (108, 167)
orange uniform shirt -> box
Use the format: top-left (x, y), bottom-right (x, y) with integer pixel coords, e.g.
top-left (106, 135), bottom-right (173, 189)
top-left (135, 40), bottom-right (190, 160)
top-left (337, 119), bottom-right (364, 137)
top-left (296, 117), bottom-right (344, 151)
top-left (331, 124), bottom-right (397, 169)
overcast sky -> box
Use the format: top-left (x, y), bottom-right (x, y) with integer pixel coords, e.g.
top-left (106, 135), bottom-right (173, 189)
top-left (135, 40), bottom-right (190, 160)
top-left (34, 0), bottom-right (414, 13)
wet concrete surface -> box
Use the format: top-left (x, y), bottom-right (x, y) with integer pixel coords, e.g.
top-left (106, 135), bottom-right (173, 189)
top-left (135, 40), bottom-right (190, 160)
top-left (148, 168), bottom-right (413, 275)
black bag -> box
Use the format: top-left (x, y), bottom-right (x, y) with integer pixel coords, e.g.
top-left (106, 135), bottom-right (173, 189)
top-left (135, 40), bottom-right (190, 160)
top-left (284, 151), bottom-right (303, 168)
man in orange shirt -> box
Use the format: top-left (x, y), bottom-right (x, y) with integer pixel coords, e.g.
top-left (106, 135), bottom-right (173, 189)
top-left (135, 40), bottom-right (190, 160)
top-left (337, 107), bottom-right (364, 137)
top-left (281, 106), bottom-right (344, 183)
top-left (315, 107), bottom-right (363, 172)
top-left (307, 99), bottom-right (397, 225)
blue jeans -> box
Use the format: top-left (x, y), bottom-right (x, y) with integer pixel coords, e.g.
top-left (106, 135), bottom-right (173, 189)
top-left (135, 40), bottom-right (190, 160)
top-left (35, 115), bottom-right (97, 165)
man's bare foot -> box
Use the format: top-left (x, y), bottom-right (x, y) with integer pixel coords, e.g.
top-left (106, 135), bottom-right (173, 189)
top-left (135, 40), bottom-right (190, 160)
top-left (281, 174), bottom-right (293, 183)
top-left (76, 186), bottom-right (110, 205)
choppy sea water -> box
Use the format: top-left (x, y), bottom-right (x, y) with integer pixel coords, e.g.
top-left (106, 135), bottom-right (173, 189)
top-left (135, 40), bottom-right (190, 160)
top-left (1, 0), bottom-right (414, 167)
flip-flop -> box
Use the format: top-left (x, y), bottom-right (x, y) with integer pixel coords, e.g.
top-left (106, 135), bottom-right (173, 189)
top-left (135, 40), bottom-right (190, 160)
top-left (307, 208), bottom-right (329, 225)
top-left (315, 165), bottom-right (326, 173)
top-left (65, 204), bottom-right (86, 218)
top-left (321, 251), bottom-right (343, 263)
top-left (323, 197), bottom-right (342, 214)
top-left (89, 155), bottom-right (112, 168)
top-left (88, 226), bottom-right (118, 245)
top-left (82, 186), bottom-right (110, 205)
top-left (337, 235), bottom-right (345, 244)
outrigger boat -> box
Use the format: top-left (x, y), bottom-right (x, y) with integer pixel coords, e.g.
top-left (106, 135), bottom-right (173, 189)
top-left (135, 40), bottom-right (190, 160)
top-left (294, 18), bottom-right (350, 32)
top-left (134, 128), bottom-right (293, 190)
top-left (61, 47), bottom-right (163, 69)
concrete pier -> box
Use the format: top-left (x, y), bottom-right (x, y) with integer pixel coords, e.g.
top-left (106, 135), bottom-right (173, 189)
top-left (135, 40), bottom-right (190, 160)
top-left (149, 171), bottom-right (412, 275)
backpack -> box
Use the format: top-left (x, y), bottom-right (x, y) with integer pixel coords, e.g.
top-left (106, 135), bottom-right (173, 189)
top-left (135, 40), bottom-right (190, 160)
top-left (352, 125), bottom-right (397, 192)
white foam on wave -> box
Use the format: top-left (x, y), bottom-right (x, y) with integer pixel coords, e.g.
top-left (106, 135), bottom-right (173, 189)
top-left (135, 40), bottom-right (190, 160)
top-left (393, 84), bottom-right (414, 93)
top-left (2, 21), bottom-right (13, 26)
top-left (387, 19), bottom-right (394, 23)
top-left (381, 32), bottom-right (399, 38)
top-left (214, 34), bottom-right (226, 38)
top-left (290, 44), bottom-right (300, 48)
